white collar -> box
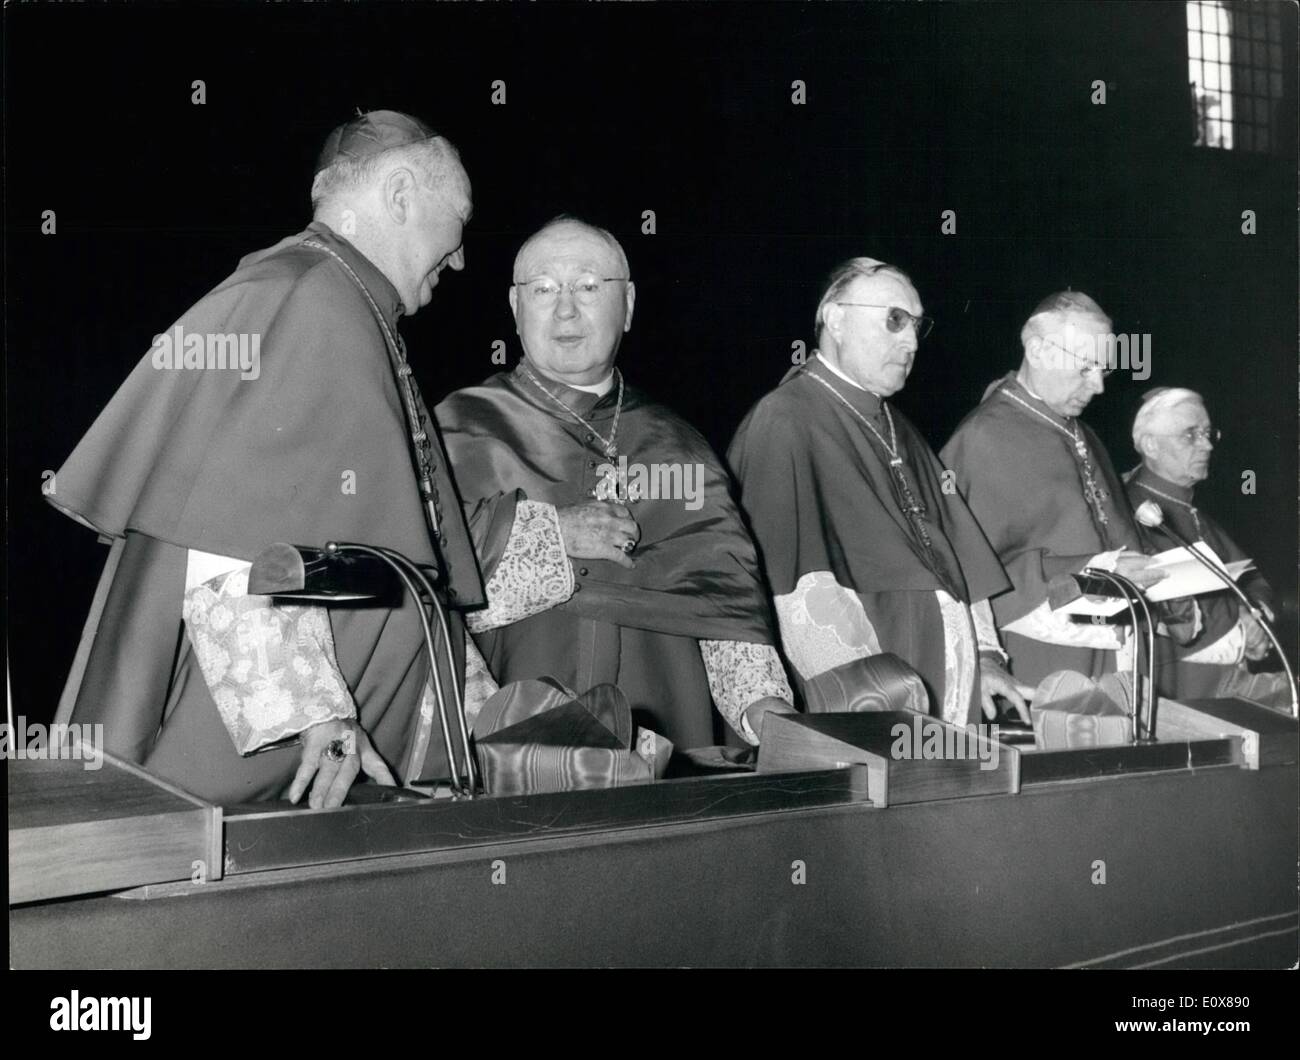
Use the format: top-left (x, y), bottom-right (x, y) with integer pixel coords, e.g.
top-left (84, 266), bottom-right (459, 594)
top-left (815, 352), bottom-right (871, 393)
top-left (1015, 369), bottom-right (1049, 404)
top-left (567, 372), bottom-right (615, 396)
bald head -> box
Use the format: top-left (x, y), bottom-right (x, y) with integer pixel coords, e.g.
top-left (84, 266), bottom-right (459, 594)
top-left (513, 216), bottom-right (629, 282)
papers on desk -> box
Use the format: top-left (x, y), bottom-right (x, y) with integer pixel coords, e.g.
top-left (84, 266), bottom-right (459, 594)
top-left (1056, 543), bottom-right (1253, 618)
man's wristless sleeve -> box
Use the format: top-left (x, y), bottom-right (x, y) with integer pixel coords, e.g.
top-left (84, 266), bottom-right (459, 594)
top-left (970, 598), bottom-right (1008, 661)
top-left (466, 500), bottom-right (574, 633)
top-left (182, 551), bottom-right (356, 756)
top-left (699, 639), bottom-right (793, 745)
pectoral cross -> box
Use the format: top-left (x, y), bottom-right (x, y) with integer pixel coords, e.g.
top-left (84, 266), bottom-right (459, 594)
top-left (1074, 437), bottom-right (1111, 528)
top-left (890, 457), bottom-right (932, 550)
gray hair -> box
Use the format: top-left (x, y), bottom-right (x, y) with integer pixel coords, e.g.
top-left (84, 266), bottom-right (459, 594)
top-left (310, 137), bottom-right (463, 212)
top-left (1020, 290), bottom-right (1112, 348)
top-left (814, 257), bottom-right (913, 343)
top-left (513, 215), bottom-right (630, 280)
top-left (1132, 386), bottom-right (1204, 451)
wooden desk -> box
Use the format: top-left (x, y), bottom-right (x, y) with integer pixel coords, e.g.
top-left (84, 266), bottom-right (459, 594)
top-left (8, 703), bottom-right (1296, 968)
top-left (9, 751), bottom-right (222, 904)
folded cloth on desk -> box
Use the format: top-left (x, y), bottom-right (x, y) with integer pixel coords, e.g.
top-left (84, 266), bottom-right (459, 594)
top-left (802, 653), bottom-right (929, 715)
top-left (473, 678), bottom-right (672, 795)
top-left (1030, 670), bottom-right (1133, 748)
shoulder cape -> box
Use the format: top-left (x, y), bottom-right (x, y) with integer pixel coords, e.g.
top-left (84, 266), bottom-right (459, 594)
top-left (940, 373), bottom-right (1138, 625)
top-left (49, 223), bottom-right (484, 605)
top-left (436, 367), bottom-right (776, 644)
top-left (727, 367), bottom-right (1008, 604)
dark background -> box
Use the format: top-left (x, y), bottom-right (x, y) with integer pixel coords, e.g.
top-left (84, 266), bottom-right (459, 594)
top-left (6, 1), bottom-right (1297, 722)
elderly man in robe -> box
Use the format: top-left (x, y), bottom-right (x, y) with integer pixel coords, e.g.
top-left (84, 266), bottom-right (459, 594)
top-left (1124, 388), bottom-right (1288, 706)
top-left (728, 257), bottom-right (1030, 725)
top-left (436, 217), bottom-right (794, 748)
top-left (50, 111), bottom-right (497, 808)
top-left (940, 291), bottom-right (1176, 688)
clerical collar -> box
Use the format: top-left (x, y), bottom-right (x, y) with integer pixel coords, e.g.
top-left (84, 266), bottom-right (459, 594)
top-left (515, 361), bottom-right (616, 403)
top-left (304, 221), bottom-right (404, 326)
top-left (813, 353), bottom-right (885, 411)
top-left (568, 372), bottom-right (616, 397)
top-left (1005, 371), bottom-right (1071, 425)
top-left (1131, 464), bottom-right (1196, 503)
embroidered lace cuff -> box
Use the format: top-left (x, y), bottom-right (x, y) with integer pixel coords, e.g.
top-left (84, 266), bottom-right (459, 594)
top-left (467, 500), bottom-right (574, 633)
top-left (699, 639), bottom-right (793, 745)
top-left (182, 565), bottom-right (356, 756)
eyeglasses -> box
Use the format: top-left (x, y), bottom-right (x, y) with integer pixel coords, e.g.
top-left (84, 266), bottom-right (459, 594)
top-left (513, 275), bottom-right (628, 308)
top-left (835, 302), bottom-right (934, 339)
top-left (1154, 426), bottom-right (1221, 446)
top-left (1042, 338), bottom-right (1114, 379)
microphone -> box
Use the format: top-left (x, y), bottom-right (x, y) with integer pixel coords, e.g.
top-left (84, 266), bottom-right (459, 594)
top-left (1134, 500), bottom-right (1298, 717)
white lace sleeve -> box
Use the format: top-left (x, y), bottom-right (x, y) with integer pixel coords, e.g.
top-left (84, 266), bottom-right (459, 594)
top-left (182, 555), bottom-right (356, 755)
top-left (698, 639), bottom-right (794, 744)
top-left (467, 500), bottom-right (575, 633)
top-left (773, 571), bottom-right (882, 681)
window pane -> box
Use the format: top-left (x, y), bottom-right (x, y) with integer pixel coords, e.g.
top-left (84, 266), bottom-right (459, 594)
top-left (1188, 1), bottom-right (1201, 31)
top-left (1240, 125), bottom-right (1254, 151)
top-left (1270, 71), bottom-right (1282, 97)
top-left (1250, 14), bottom-right (1264, 39)
top-left (1267, 15), bottom-right (1279, 42)
top-left (1205, 62), bottom-right (1220, 89)
top-left (1269, 44), bottom-right (1280, 70)
top-left (1204, 33), bottom-right (1219, 62)
top-left (1239, 97), bottom-right (1253, 122)
top-left (1189, 32), bottom-right (1201, 59)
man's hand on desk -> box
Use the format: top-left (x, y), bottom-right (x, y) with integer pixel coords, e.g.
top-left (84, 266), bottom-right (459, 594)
top-left (289, 719), bottom-right (396, 810)
top-left (1113, 550), bottom-right (1168, 590)
top-left (557, 501), bottom-right (641, 570)
top-left (978, 658), bottom-right (1033, 723)
top-left (1241, 610), bottom-right (1272, 662)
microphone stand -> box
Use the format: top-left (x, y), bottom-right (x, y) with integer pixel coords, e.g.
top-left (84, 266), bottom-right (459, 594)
top-left (1080, 568), bottom-right (1156, 742)
top-left (249, 540), bottom-right (479, 798)
top-left (329, 543), bottom-right (479, 796)
top-left (1143, 518), bottom-right (1298, 718)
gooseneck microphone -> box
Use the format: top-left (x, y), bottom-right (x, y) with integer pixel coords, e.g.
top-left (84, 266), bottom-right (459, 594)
top-left (1133, 500), bottom-right (1298, 718)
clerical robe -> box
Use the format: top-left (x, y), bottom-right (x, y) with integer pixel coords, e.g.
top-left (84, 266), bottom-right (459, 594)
top-left (728, 361), bottom-right (1010, 723)
top-left (436, 365), bottom-right (789, 748)
top-left (49, 222), bottom-right (485, 804)
top-left (941, 373), bottom-right (1141, 686)
top-left (1125, 464), bottom-right (1283, 703)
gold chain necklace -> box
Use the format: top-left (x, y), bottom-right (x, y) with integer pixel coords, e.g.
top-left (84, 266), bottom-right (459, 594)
top-left (805, 368), bottom-right (932, 550)
top-left (1000, 385), bottom-right (1111, 528)
top-left (518, 361), bottom-right (624, 459)
top-left (1134, 479), bottom-right (1203, 537)
top-left (302, 239), bottom-right (442, 535)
